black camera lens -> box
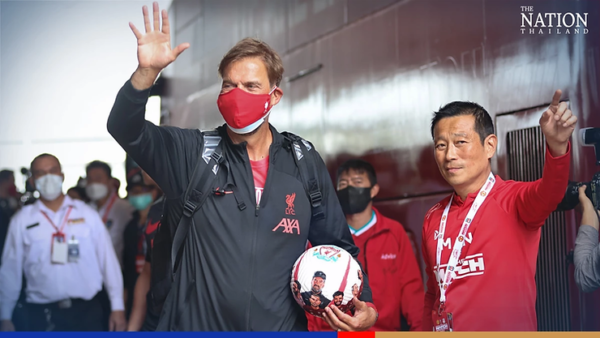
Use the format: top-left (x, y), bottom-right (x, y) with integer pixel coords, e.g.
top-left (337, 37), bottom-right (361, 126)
top-left (591, 172), bottom-right (600, 208)
top-left (556, 181), bottom-right (593, 211)
top-left (556, 173), bottom-right (600, 211)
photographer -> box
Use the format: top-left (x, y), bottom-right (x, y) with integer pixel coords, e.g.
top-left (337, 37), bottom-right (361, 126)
top-left (574, 185), bottom-right (600, 293)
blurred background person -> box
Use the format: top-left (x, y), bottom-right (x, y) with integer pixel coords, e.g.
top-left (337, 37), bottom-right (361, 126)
top-left (0, 169), bottom-right (20, 262)
top-left (112, 178), bottom-right (122, 196)
top-left (309, 159), bottom-right (423, 331)
top-left (85, 160), bottom-right (134, 267)
top-left (67, 177), bottom-right (90, 203)
top-left (67, 187), bottom-right (84, 201)
top-left (0, 154), bottom-right (125, 331)
top-left (126, 170), bottom-right (165, 331)
top-left (85, 160), bottom-right (133, 330)
top-left (122, 168), bottom-right (161, 319)
top-left (574, 185), bottom-right (600, 293)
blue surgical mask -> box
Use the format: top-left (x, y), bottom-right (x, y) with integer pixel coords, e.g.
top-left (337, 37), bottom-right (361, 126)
top-left (129, 193), bottom-right (153, 211)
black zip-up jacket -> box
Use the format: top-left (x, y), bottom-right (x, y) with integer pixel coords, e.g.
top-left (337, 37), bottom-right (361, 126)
top-left (107, 80), bottom-right (374, 331)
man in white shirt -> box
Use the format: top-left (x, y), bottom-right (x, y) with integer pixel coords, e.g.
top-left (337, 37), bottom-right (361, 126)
top-left (0, 153), bottom-right (126, 331)
top-left (85, 160), bottom-right (134, 268)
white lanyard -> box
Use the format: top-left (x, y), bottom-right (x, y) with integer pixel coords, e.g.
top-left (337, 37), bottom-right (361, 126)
top-left (436, 172), bottom-right (496, 311)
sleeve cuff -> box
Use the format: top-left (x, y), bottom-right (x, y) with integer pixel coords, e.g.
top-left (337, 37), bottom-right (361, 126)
top-left (1, 303), bottom-right (16, 320)
top-left (123, 79), bottom-right (152, 104)
top-left (546, 141), bottom-right (571, 160)
top-left (110, 297), bottom-right (125, 312)
top-left (579, 225), bottom-right (600, 240)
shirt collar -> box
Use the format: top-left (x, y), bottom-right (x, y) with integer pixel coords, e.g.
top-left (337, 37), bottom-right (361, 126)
top-left (34, 195), bottom-right (77, 215)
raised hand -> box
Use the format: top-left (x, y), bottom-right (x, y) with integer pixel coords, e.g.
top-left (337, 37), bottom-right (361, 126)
top-left (129, 2), bottom-right (189, 90)
top-left (539, 90), bottom-right (578, 156)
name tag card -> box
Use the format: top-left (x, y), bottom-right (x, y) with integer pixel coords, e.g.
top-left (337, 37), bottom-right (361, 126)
top-left (51, 234), bottom-right (68, 264)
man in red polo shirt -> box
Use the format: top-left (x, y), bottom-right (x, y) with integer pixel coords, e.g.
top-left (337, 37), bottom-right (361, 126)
top-left (422, 90), bottom-right (577, 331)
top-left (309, 159), bottom-right (424, 331)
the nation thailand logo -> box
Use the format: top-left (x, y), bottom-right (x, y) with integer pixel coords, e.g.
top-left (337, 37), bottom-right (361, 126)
top-left (520, 6), bottom-right (588, 35)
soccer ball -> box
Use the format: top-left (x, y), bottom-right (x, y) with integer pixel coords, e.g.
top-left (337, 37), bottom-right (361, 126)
top-left (290, 245), bottom-right (363, 317)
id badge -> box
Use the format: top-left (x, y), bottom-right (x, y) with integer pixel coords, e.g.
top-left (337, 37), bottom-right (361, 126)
top-left (68, 236), bottom-right (80, 263)
top-left (51, 233), bottom-right (68, 264)
top-left (432, 310), bottom-right (454, 332)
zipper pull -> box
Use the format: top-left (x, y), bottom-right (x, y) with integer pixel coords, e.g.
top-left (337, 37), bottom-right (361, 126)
top-left (255, 204), bottom-right (260, 217)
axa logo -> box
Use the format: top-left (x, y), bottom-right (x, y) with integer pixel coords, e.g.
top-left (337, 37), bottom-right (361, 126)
top-left (272, 218), bottom-right (300, 235)
top-left (273, 192), bottom-right (300, 235)
top-left (285, 193), bottom-right (296, 215)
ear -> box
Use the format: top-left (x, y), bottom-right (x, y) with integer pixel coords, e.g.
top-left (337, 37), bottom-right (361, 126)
top-left (28, 177), bottom-right (35, 189)
top-left (485, 134), bottom-right (497, 160)
top-left (370, 184), bottom-right (380, 199)
top-left (269, 87), bottom-right (284, 108)
top-left (60, 173), bottom-right (65, 182)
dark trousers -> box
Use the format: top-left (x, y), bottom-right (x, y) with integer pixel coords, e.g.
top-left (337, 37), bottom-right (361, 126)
top-left (24, 293), bottom-right (104, 331)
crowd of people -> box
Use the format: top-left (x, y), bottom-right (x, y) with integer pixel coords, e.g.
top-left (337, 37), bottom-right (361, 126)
top-left (0, 158), bottom-right (165, 331)
top-left (0, 1), bottom-right (598, 332)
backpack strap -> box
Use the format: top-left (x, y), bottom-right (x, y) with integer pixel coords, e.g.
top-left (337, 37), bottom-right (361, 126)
top-left (171, 130), bottom-right (223, 274)
top-left (282, 132), bottom-right (325, 221)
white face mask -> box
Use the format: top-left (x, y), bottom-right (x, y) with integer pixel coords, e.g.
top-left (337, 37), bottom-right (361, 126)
top-left (86, 183), bottom-right (109, 201)
top-left (35, 174), bottom-right (63, 201)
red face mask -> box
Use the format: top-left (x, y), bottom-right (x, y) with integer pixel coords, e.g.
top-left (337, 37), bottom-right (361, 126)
top-left (217, 87), bottom-right (276, 134)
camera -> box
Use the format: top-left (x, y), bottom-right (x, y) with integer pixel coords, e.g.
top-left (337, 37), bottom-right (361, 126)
top-left (581, 127), bottom-right (600, 165)
top-left (20, 167), bottom-right (37, 206)
top-left (556, 127), bottom-right (600, 211)
top-left (556, 172), bottom-right (600, 211)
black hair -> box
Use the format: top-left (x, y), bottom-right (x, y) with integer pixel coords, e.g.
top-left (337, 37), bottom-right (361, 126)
top-left (0, 170), bottom-right (14, 183)
top-left (86, 160), bottom-right (112, 178)
top-left (336, 159), bottom-right (377, 186)
top-left (333, 291), bottom-right (344, 297)
top-left (30, 153), bottom-right (60, 172)
top-left (431, 101), bottom-right (495, 144)
top-left (67, 186), bottom-right (88, 200)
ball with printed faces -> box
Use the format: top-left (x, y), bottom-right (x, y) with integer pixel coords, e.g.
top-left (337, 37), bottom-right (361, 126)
top-left (290, 245), bottom-right (363, 317)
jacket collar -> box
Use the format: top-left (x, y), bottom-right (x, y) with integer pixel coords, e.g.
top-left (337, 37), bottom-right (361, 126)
top-left (452, 174), bottom-right (503, 207)
top-left (217, 123), bottom-right (284, 163)
top-left (370, 207), bottom-right (391, 236)
top-left (352, 207), bottom-right (391, 238)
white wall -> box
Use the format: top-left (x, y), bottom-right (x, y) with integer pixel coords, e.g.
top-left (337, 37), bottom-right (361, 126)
top-left (0, 0), bottom-right (171, 196)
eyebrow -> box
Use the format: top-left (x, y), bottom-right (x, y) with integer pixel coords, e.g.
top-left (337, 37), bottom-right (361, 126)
top-left (452, 133), bottom-right (468, 137)
top-left (243, 81), bottom-right (261, 87)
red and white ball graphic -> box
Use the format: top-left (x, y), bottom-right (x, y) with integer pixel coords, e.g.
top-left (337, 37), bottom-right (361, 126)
top-left (290, 245), bottom-right (363, 318)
